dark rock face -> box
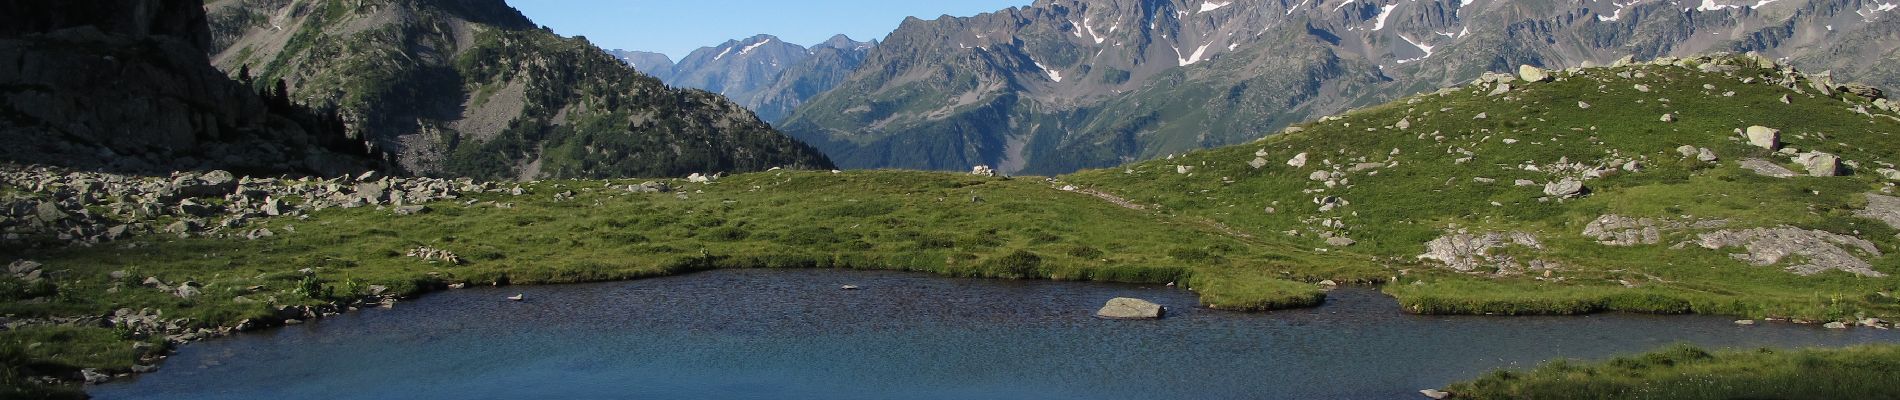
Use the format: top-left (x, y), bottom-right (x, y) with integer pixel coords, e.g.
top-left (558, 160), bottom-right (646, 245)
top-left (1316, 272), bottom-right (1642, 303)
top-left (0, 0), bottom-right (383, 176)
top-left (0, 0), bottom-right (211, 48)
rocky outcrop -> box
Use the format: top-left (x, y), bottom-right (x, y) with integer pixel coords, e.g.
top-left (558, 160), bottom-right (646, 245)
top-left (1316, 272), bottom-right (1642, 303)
top-left (1095, 297), bottom-right (1165, 319)
top-left (1418, 230), bottom-right (1551, 274)
top-left (0, 165), bottom-right (514, 249)
top-left (1740, 158), bottom-right (1798, 178)
top-left (1858, 193), bottom-right (1900, 230)
top-left (1696, 227), bottom-right (1885, 277)
top-left (1582, 215), bottom-right (1728, 246)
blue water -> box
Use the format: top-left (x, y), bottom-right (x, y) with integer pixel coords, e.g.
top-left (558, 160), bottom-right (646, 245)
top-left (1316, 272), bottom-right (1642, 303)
top-left (92, 269), bottom-right (1900, 399)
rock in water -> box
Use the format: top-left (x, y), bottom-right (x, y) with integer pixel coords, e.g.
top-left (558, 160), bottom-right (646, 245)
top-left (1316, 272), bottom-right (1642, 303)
top-left (1095, 297), bottom-right (1165, 319)
top-left (1745, 126), bottom-right (1781, 150)
top-left (1518, 65), bottom-right (1550, 82)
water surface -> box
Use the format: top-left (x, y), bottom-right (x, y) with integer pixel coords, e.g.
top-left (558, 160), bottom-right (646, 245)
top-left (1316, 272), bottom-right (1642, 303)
top-left (94, 269), bottom-right (1899, 399)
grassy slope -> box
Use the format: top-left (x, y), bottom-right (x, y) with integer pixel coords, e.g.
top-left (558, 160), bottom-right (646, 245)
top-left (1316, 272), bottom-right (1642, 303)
top-left (1443, 344), bottom-right (1900, 399)
top-left (1067, 56), bottom-right (1900, 320)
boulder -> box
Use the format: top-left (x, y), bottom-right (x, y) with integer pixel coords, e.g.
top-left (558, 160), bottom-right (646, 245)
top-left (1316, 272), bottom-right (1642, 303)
top-left (1543, 179), bottom-right (1586, 198)
top-left (1518, 65), bottom-right (1550, 82)
top-left (1248, 157), bottom-right (1269, 169)
top-left (1795, 152), bottom-right (1842, 176)
top-left (1095, 297), bottom-right (1165, 319)
top-left (1287, 152), bottom-right (1309, 168)
top-left (1744, 126), bottom-right (1780, 150)
top-left (1488, 83), bottom-right (1512, 96)
top-left (1824, 321), bottom-right (1849, 329)
top-left (1840, 83), bottom-right (1883, 99)
top-left (1696, 147), bottom-right (1718, 163)
top-left (1420, 389), bottom-right (1451, 399)
top-left (1326, 237), bottom-right (1357, 247)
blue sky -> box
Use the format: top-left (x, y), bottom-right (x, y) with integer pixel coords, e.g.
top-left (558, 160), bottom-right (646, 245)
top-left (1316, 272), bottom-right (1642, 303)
top-left (509, 0), bottom-right (1032, 60)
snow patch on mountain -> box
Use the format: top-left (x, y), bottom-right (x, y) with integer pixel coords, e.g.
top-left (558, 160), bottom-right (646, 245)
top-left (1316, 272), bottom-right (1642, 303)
top-left (1200, 1), bottom-right (1231, 12)
top-left (1395, 34), bottom-right (1435, 64)
top-left (739, 38), bottom-right (774, 56)
top-left (1373, 4), bottom-right (1399, 31)
top-left (1034, 61), bottom-right (1063, 82)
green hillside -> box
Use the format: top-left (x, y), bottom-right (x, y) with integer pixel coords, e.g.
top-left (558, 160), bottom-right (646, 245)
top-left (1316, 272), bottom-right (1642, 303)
top-left (1068, 54), bottom-right (1900, 318)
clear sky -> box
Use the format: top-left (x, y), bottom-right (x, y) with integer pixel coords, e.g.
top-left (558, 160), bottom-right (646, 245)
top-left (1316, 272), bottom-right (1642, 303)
top-left (509, 0), bottom-right (1032, 60)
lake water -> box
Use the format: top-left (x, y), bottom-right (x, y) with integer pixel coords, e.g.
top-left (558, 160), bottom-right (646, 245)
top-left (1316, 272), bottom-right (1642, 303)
top-left (92, 269), bottom-right (1900, 399)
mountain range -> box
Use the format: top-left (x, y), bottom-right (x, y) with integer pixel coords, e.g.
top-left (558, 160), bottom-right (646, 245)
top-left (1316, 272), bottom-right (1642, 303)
top-left (633, 0), bottom-right (1898, 175)
top-left (608, 34), bottom-right (877, 124)
top-left (202, 0), bottom-right (833, 180)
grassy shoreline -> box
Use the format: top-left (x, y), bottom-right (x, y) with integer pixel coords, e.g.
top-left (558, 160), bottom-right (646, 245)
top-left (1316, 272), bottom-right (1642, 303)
top-left (1440, 344), bottom-right (1900, 399)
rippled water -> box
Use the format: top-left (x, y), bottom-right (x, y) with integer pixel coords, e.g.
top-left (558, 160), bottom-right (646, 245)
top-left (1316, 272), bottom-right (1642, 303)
top-left (93, 269), bottom-right (1899, 399)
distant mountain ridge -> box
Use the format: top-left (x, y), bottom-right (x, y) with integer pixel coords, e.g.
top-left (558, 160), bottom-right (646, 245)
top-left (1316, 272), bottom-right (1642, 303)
top-left (775, 0), bottom-right (1900, 175)
top-left (612, 34), bottom-right (877, 123)
top-left (204, 0), bottom-right (832, 180)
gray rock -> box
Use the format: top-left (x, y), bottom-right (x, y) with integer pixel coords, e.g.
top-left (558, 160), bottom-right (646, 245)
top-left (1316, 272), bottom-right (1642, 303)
top-left (393, 205), bottom-right (430, 216)
top-left (1326, 237), bottom-right (1357, 247)
top-left (1488, 83), bottom-right (1512, 96)
top-left (1824, 321), bottom-right (1849, 329)
top-left (1795, 152), bottom-right (1842, 176)
top-left (1696, 147), bottom-right (1718, 163)
top-left (1095, 297), bottom-right (1165, 319)
top-left (6, 260), bottom-right (41, 275)
top-left (1856, 193), bottom-right (1900, 230)
top-left (1697, 227), bottom-right (1884, 277)
top-left (1543, 179), bottom-right (1586, 198)
top-left (1286, 152), bottom-right (1309, 168)
top-left (1418, 230), bottom-right (1544, 273)
top-left (1518, 65), bottom-right (1550, 82)
top-left (172, 282), bottom-right (200, 298)
top-left (1248, 157), bottom-right (1269, 169)
top-left (1745, 126), bottom-right (1780, 150)
top-left (82, 368), bottom-right (111, 384)
top-left (1420, 389), bottom-right (1451, 399)
top-left (1740, 158), bottom-right (1797, 178)
top-left (1676, 145), bottom-right (1699, 157)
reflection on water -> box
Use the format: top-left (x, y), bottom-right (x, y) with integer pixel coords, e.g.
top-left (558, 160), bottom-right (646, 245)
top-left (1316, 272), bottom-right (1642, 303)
top-left (93, 269), bottom-right (1900, 399)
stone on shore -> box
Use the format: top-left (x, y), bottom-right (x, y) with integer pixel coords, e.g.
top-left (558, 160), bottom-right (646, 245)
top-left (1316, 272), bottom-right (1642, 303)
top-left (1096, 297), bottom-right (1165, 319)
